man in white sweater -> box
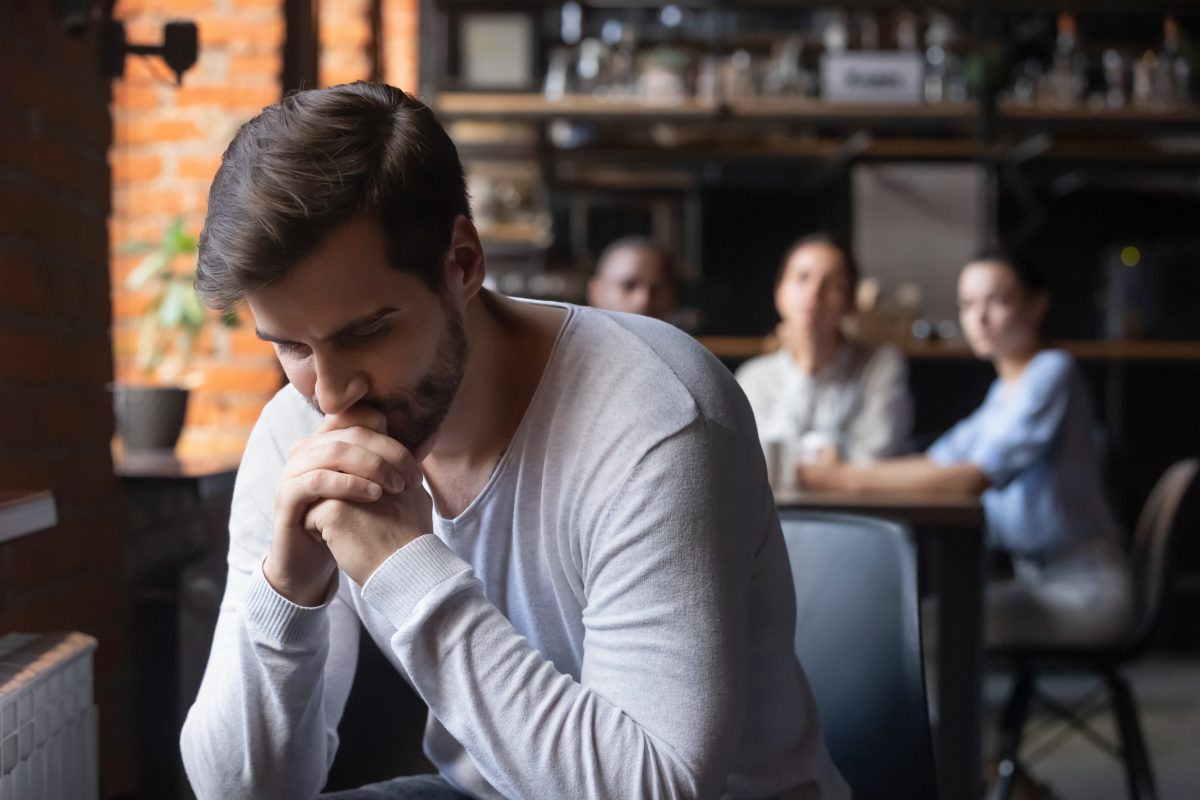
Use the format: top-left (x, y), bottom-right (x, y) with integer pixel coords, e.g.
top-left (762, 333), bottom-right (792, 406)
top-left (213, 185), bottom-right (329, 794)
top-left (180, 82), bottom-right (847, 800)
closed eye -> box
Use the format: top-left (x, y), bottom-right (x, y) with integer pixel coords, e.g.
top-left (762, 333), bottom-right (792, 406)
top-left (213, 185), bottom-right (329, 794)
top-left (339, 323), bottom-right (391, 347)
top-left (275, 341), bottom-right (309, 356)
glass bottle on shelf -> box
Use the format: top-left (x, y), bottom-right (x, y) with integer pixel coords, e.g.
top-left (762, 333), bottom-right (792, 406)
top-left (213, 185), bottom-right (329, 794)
top-left (822, 10), bottom-right (849, 56)
top-left (895, 9), bottom-right (919, 54)
top-left (1102, 49), bottom-right (1127, 110)
top-left (1042, 12), bottom-right (1086, 108)
top-left (1158, 16), bottom-right (1191, 107)
top-left (764, 35), bottom-right (810, 98)
top-left (923, 13), bottom-right (966, 103)
top-left (1133, 50), bottom-right (1157, 109)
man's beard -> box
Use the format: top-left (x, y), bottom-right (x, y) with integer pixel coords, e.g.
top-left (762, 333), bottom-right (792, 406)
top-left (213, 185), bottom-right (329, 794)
top-left (310, 302), bottom-right (468, 453)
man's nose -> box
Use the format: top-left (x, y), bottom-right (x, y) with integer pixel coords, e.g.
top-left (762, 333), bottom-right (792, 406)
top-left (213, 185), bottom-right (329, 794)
top-left (313, 355), bottom-right (368, 417)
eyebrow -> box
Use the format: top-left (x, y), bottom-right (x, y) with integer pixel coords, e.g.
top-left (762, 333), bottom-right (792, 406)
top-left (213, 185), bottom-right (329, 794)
top-left (256, 307), bottom-right (399, 345)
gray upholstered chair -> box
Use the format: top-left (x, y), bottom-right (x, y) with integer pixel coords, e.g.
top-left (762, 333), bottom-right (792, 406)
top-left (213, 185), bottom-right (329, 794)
top-left (780, 511), bottom-right (939, 800)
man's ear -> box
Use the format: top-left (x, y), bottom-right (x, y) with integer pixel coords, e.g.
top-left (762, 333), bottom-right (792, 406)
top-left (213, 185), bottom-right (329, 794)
top-left (444, 215), bottom-right (486, 302)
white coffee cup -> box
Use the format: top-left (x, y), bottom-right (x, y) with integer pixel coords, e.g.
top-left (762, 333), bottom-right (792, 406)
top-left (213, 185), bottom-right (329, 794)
top-left (796, 430), bottom-right (842, 465)
top-left (762, 438), bottom-right (785, 489)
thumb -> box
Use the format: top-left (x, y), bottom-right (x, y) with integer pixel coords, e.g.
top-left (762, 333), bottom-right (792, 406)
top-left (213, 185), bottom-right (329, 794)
top-left (321, 404), bottom-right (387, 435)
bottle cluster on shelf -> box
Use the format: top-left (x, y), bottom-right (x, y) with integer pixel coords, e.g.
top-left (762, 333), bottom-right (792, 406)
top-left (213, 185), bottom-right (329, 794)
top-left (1003, 14), bottom-right (1192, 112)
top-left (543, 4), bottom-right (974, 106)
top-left (536, 4), bottom-right (1196, 113)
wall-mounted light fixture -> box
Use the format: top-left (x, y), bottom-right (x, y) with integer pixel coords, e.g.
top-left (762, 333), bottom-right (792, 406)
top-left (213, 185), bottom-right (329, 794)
top-left (49, 0), bottom-right (198, 85)
top-left (104, 20), bottom-right (198, 85)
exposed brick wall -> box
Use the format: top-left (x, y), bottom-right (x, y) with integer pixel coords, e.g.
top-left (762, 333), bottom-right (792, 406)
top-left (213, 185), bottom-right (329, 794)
top-left (383, 0), bottom-right (419, 92)
top-left (110, 0), bottom-right (287, 457)
top-left (320, 0), bottom-right (419, 90)
top-left (0, 0), bottom-right (134, 793)
top-left (320, 0), bottom-right (373, 86)
top-left (111, 0), bottom-right (419, 457)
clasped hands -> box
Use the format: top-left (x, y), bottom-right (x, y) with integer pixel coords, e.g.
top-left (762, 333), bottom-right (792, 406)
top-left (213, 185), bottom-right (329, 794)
top-left (263, 407), bottom-right (432, 606)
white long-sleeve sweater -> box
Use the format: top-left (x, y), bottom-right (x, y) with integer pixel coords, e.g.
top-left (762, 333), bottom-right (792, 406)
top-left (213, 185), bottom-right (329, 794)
top-left (180, 304), bottom-right (848, 800)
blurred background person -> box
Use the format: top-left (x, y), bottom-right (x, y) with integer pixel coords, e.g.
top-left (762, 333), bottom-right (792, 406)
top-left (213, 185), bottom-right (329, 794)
top-left (799, 252), bottom-right (1133, 649)
top-left (587, 236), bottom-right (681, 321)
top-left (736, 233), bottom-right (912, 467)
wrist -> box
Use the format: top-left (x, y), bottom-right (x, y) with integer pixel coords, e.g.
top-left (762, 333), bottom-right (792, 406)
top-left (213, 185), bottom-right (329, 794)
top-left (262, 556), bottom-right (337, 607)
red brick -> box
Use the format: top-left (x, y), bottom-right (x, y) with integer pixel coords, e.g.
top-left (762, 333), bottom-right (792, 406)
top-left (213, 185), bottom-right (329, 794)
top-left (199, 363), bottom-right (283, 394)
top-left (177, 424), bottom-right (256, 457)
top-left (200, 18), bottom-right (285, 48)
top-left (228, 327), bottom-right (275, 358)
top-left (29, 200), bottom-right (109, 272)
top-left (188, 392), bottom-right (271, 428)
top-left (174, 84), bottom-right (279, 110)
top-left (177, 154), bottom-right (222, 182)
top-left (3, 517), bottom-right (120, 592)
top-left (229, 53), bottom-right (281, 77)
top-left (111, 286), bottom-right (156, 321)
top-left (116, 186), bottom-right (199, 217)
top-left (323, 21), bottom-right (373, 50)
top-left (0, 330), bottom-right (66, 383)
top-left (0, 184), bottom-right (33, 238)
top-left (0, 393), bottom-right (43, 447)
top-left (31, 139), bottom-right (106, 200)
top-left (0, 52), bottom-right (110, 152)
top-left (114, 117), bottom-right (204, 147)
top-left (0, 250), bottom-right (53, 316)
top-left (111, 152), bottom-right (162, 183)
top-left (111, 81), bottom-right (160, 111)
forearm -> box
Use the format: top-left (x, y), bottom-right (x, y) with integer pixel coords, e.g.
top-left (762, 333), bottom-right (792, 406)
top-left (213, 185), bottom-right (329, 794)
top-left (835, 456), bottom-right (990, 495)
top-left (180, 567), bottom-right (354, 800)
top-left (365, 537), bottom-right (731, 800)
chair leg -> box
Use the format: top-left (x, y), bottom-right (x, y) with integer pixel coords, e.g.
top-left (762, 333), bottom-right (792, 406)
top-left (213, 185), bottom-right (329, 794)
top-left (991, 669), bottom-right (1035, 800)
top-left (1105, 671), bottom-right (1158, 800)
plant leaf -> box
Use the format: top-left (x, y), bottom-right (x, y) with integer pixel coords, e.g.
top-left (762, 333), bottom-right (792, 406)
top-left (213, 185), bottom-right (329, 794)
top-left (182, 285), bottom-right (207, 330)
top-left (158, 280), bottom-right (187, 328)
top-left (126, 250), bottom-right (169, 290)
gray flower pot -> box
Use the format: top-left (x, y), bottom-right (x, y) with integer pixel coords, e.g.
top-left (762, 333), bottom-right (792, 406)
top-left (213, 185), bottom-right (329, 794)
top-left (113, 385), bottom-right (190, 452)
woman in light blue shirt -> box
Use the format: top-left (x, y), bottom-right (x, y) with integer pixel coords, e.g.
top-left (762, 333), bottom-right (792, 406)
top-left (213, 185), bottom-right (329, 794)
top-left (798, 253), bottom-right (1133, 647)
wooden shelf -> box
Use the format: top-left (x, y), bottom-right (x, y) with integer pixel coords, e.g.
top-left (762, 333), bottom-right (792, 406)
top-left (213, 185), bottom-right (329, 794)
top-left (437, 92), bottom-right (981, 124)
top-left (0, 490), bottom-right (57, 544)
top-left (439, 92), bottom-right (1200, 131)
top-left (437, 93), bottom-right (716, 121)
top-left (998, 103), bottom-right (1200, 128)
top-left (698, 336), bottom-right (1200, 362)
top-left (729, 97), bottom-right (978, 124)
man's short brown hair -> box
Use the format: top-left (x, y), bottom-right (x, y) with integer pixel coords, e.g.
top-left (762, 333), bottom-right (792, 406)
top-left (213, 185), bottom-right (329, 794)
top-left (196, 82), bottom-right (471, 310)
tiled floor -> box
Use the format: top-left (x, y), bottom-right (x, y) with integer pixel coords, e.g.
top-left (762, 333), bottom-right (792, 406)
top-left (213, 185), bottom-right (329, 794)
top-left (980, 655), bottom-right (1200, 799)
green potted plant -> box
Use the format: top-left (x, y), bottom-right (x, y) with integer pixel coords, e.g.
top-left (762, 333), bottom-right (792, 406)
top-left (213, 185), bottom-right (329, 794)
top-left (114, 217), bottom-right (237, 451)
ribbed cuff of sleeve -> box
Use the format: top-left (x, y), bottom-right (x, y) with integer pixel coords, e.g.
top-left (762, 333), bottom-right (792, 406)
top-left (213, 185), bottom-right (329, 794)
top-left (243, 564), bottom-right (334, 647)
top-left (361, 534), bottom-right (471, 625)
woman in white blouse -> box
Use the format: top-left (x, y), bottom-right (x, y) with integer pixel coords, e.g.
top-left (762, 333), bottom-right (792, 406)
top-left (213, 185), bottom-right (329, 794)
top-left (735, 234), bottom-right (912, 479)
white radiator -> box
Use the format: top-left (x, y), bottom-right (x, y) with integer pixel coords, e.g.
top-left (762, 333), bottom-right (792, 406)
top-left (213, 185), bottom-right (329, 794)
top-left (0, 632), bottom-right (98, 800)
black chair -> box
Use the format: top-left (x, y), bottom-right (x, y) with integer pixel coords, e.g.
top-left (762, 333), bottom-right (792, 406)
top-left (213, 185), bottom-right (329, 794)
top-left (987, 459), bottom-right (1200, 800)
top-left (780, 511), bottom-right (939, 800)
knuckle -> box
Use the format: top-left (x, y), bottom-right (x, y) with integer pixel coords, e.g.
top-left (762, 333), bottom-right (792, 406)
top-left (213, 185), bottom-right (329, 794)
top-left (336, 472), bottom-right (358, 493)
top-left (303, 470), bottom-right (325, 494)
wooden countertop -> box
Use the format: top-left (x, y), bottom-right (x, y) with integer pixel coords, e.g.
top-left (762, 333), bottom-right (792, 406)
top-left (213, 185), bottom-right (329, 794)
top-left (774, 487), bottom-right (984, 528)
top-left (113, 450), bottom-right (242, 480)
top-left (698, 336), bottom-right (1200, 362)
